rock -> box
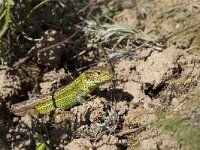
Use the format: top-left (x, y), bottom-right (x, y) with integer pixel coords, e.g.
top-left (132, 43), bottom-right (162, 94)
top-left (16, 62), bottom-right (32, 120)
top-left (0, 67), bottom-right (29, 101)
top-left (136, 47), bottom-right (183, 88)
top-left (140, 139), bottom-right (158, 150)
top-left (64, 138), bottom-right (92, 150)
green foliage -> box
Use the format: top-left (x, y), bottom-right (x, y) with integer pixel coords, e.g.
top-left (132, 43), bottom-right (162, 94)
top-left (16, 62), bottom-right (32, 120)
top-left (84, 20), bottom-right (152, 59)
top-left (155, 114), bottom-right (200, 149)
top-left (0, 0), bottom-right (12, 64)
top-left (0, 0), bottom-right (11, 37)
top-left (0, 0), bottom-right (51, 64)
top-left (33, 133), bottom-right (49, 150)
top-left (35, 143), bottom-right (47, 150)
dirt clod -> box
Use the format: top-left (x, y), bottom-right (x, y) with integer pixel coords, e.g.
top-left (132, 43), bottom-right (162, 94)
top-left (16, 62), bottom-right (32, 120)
top-left (64, 138), bottom-right (92, 150)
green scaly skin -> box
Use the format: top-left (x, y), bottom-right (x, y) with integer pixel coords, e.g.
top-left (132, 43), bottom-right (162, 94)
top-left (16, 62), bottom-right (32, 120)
top-left (11, 67), bottom-right (113, 116)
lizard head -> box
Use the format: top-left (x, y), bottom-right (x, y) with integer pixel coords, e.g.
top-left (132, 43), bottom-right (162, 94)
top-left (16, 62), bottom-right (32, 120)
top-left (83, 66), bottom-right (113, 86)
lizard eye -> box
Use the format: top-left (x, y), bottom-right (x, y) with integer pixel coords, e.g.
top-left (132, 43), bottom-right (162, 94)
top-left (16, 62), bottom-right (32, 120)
top-left (97, 71), bottom-right (101, 75)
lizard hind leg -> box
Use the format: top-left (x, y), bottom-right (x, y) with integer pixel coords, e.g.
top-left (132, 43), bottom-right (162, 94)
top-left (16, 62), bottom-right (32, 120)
top-left (53, 108), bottom-right (67, 123)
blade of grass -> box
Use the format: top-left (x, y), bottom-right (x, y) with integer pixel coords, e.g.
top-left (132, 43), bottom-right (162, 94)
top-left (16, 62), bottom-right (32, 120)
top-left (0, 0), bottom-right (11, 37)
top-left (0, 9), bottom-right (6, 20)
top-left (112, 34), bottom-right (129, 49)
top-left (11, 16), bottom-right (42, 41)
top-left (0, 41), bottom-right (7, 64)
top-left (26, 0), bottom-right (50, 20)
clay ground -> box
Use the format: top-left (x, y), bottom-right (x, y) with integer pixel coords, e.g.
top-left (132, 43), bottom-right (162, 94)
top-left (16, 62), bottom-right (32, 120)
top-left (0, 0), bottom-right (200, 149)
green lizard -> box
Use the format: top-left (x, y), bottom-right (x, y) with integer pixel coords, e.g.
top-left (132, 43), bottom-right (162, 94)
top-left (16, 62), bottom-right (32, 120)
top-left (11, 66), bottom-right (113, 116)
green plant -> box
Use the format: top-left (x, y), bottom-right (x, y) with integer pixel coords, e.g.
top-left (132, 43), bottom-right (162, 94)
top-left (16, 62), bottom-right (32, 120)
top-left (84, 20), bottom-right (152, 59)
top-left (0, 0), bottom-right (50, 64)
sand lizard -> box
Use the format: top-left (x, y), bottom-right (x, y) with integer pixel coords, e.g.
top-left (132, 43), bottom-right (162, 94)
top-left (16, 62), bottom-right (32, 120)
top-left (11, 66), bottom-right (113, 116)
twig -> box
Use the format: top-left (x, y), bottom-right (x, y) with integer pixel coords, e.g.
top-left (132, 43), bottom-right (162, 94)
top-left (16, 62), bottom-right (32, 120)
top-left (115, 126), bottom-right (146, 137)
